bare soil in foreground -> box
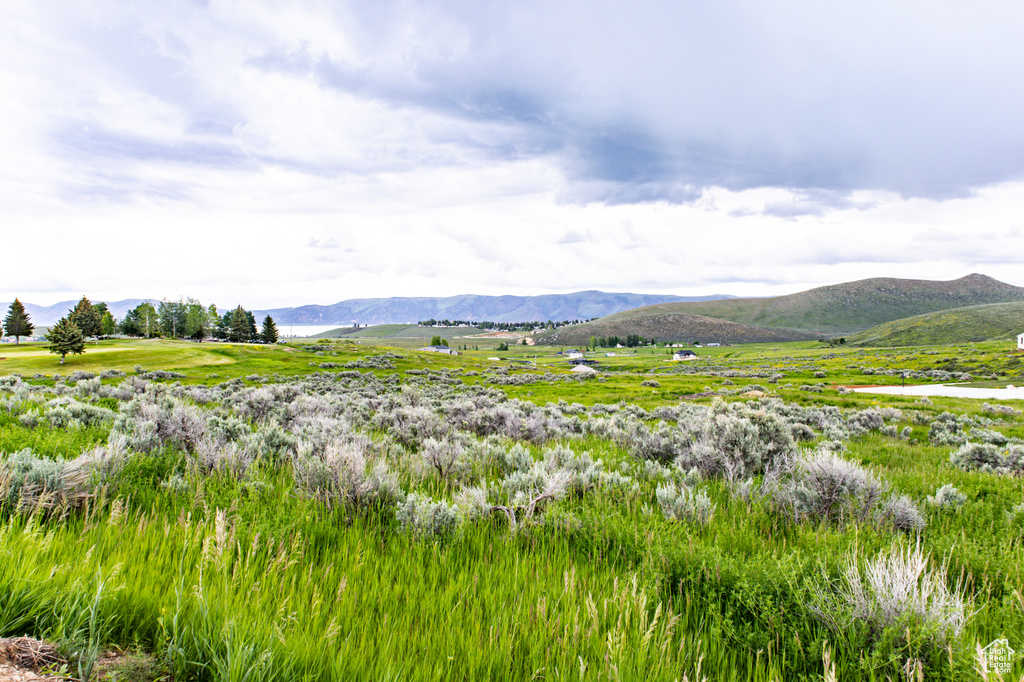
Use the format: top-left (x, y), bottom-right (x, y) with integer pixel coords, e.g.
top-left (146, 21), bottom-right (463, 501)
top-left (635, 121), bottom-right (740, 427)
top-left (0, 638), bottom-right (160, 682)
top-left (0, 638), bottom-right (62, 681)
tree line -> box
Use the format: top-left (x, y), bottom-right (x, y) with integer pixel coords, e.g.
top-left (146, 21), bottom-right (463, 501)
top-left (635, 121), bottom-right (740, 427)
top-left (590, 334), bottom-right (654, 348)
top-left (117, 299), bottom-right (279, 344)
top-left (418, 318), bottom-right (596, 331)
top-left (2, 296), bottom-right (281, 364)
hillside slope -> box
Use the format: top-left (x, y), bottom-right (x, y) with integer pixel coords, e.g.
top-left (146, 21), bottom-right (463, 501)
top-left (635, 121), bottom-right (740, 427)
top-left (565, 274), bottom-right (1024, 337)
top-left (536, 312), bottom-right (817, 346)
top-left (848, 301), bottom-right (1024, 346)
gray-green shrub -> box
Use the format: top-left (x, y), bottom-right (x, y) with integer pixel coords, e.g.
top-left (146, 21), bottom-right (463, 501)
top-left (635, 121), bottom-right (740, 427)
top-left (949, 442), bottom-right (1024, 476)
top-left (396, 493), bottom-right (462, 541)
top-left (927, 484), bottom-right (967, 510)
top-left (811, 542), bottom-right (969, 645)
top-left (292, 440), bottom-right (403, 510)
top-left (655, 483), bottom-right (715, 526)
top-left (877, 495), bottom-right (926, 533)
top-left (929, 413), bottom-right (966, 446)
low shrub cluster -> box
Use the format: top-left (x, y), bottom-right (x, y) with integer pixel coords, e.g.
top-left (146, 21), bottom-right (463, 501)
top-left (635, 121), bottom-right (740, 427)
top-left (767, 447), bottom-right (925, 532)
top-left (655, 480), bottom-right (715, 526)
top-left (949, 442), bottom-right (1024, 476)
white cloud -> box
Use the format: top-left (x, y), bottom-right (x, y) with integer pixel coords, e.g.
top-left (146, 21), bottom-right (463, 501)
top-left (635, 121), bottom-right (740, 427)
top-left (2, 1), bottom-right (1024, 307)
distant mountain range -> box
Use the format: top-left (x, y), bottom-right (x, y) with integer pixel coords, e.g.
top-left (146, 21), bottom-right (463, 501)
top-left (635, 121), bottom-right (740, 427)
top-left (12, 275), bottom-right (1022, 348)
top-left (1, 292), bottom-right (732, 327)
top-left (0, 299), bottom-right (155, 328)
top-left (252, 291), bottom-right (732, 325)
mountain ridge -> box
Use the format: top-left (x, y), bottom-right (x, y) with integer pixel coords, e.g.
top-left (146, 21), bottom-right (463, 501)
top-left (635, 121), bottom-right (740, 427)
top-left (1, 292), bottom-right (733, 327)
top-left (0, 299), bottom-right (155, 329)
top-left (609, 274), bottom-right (1024, 335)
top-left (252, 291), bottom-right (732, 325)
top-left (534, 274), bottom-right (1024, 345)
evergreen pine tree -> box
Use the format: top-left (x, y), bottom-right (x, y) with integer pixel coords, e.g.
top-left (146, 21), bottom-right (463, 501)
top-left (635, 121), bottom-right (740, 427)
top-left (3, 299), bottom-right (34, 345)
top-left (69, 296), bottom-right (101, 338)
top-left (244, 311), bottom-right (258, 342)
top-left (260, 315), bottom-right (279, 344)
top-left (229, 306), bottom-right (249, 343)
top-left (46, 317), bottom-right (85, 364)
top-left (214, 311), bottom-right (231, 340)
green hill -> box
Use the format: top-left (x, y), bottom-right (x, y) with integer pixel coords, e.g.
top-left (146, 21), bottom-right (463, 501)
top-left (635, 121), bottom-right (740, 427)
top-left (847, 301), bottom-right (1024, 346)
top-left (313, 324), bottom-right (480, 340)
top-left (535, 312), bottom-right (817, 346)
top-left (314, 324), bottom-right (417, 339)
top-left (536, 274), bottom-right (1024, 345)
top-left (652, 274), bottom-right (1024, 334)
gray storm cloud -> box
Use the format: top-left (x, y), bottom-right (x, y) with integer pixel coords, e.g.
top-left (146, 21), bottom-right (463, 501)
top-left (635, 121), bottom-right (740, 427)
top-left (13, 0), bottom-right (1024, 205)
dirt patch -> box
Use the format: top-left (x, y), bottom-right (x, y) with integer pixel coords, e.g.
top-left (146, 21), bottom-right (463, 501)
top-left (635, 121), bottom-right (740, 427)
top-left (0, 639), bottom-right (162, 682)
top-left (473, 331), bottom-right (527, 339)
top-left (88, 648), bottom-right (164, 681)
top-left (0, 638), bottom-right (63, 681)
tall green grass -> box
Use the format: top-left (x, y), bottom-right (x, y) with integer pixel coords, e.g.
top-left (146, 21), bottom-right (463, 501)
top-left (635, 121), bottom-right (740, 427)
top-left (0, 491), bottom-right (799, 681)
top-left (1, 339), bottom-right (1023, 680)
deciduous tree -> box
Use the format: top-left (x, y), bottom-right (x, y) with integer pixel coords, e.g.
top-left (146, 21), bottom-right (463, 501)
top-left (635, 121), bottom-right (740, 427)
top-left (100, 311), bottom-right (116, 337)
top-left (158, 299), bottom-right (189, 338)
top-left (185, 298), bottom-right (208, 340)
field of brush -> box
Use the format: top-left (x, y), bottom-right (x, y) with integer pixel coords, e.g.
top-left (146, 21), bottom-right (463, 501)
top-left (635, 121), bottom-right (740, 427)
top-left (0, 337), bottom-right (1023, 681)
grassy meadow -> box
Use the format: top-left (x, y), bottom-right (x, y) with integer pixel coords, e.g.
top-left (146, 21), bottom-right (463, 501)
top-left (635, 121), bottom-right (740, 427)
top-left (0, 337), bottom-right (1023, 681)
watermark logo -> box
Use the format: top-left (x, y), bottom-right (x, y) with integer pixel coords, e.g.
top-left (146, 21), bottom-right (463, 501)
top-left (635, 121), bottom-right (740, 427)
top-left (980, 638), bottom-right (1016, 675)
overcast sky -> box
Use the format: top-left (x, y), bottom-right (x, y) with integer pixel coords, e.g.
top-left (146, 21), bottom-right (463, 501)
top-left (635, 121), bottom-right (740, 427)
top-left (3, 1), bottom-right (1024, 308)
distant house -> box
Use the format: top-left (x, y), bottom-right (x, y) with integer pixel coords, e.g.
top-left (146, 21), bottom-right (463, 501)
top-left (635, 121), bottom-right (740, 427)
top-left (570, 364), bottom-right (597, 374)
top-left (706, 342), bottom-right (721, 347)
top-left (418, 345), bottom-right (459, 355)
top-left (673, 350), bottom-right (697, 361)
top-left (1019, 333), bottom-right (1024, 350)
top-left (566, 349), bottom-right (584, 359)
